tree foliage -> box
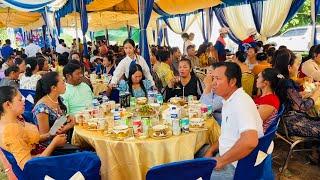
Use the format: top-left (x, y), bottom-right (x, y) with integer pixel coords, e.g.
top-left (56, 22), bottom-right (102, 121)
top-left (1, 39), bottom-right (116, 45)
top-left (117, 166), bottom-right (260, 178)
top-left (281, 0), bottom-right (319, 33)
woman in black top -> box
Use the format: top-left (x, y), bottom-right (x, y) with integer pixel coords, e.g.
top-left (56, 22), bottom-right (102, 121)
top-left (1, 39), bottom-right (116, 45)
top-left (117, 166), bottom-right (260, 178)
top-left (165, 58), bottom-right (203, 101)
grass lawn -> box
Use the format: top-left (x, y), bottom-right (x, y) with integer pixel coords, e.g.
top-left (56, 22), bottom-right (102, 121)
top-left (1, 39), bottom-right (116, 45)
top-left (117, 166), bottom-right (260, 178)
top-left (0, 162), bottom-right (8, 180)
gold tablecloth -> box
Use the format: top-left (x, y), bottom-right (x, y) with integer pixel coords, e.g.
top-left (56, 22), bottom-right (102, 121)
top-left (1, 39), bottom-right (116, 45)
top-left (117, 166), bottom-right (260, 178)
top-left (72, 119), bottom-right (220, 180)
top-left (92, 82), bottom-right (108, 96)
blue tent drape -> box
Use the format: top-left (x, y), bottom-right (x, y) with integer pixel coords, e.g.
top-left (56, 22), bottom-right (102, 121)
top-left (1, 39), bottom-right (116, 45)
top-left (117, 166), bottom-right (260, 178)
top-left (283, 0), bottom-right (306, 25)
top-left (314, 0), bottom-right (320, 45)
top-left (89, 31), bottom-right (94, 42)
top-left (164, 27), bottom-right (170, 47)
top-left (127, 25), bottom-right (133, 39)
top-left (55, 12), bottom-right (61, 37)
top-left (201, 10), bottom-right (207, 42)
top-left (105, 29), bottom-right (109, 46)
top-left (179, 14), bottom-right (187, 32)
top-left (138, 0), bottom-right (154, 68)
top-left (156, 19), bottom-right (163, 46)
top-left (213, 5), bottom-right (242, 44)
top-left (153, 3), bottom-right (170, 16)
top-left (80, 0), bottom-right (88, 56)
top-left (42, 25), bottom-right (47, 48)
top-left (250, 0), bottom-right (263, 32)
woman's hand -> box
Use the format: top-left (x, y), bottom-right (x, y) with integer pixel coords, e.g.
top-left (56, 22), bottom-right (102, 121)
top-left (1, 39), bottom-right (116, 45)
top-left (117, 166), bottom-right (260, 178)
top-left (51, 134), bottom-right (67, 148)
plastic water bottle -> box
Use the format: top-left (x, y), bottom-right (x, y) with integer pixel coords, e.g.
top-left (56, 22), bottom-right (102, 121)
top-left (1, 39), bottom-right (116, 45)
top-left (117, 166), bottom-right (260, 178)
top-left (102, 95), bottom-right (109, 103)
top-left (147, 91), bottom-right (155, 104)
top-left (113, 108), bottom-right (121, 126)
top-left (172, 118), bottom-right (181, 136)
top-left (169, 107), bottom-right (178, 126)
top-left (92, 99), bottom-right (100, 118)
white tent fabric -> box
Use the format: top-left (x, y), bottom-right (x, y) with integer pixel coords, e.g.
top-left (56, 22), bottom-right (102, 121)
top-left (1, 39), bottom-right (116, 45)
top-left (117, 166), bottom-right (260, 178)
top-left (223, 0), bottom-right (293, 41)
top-left (166, 13), bottom-right (198, 34)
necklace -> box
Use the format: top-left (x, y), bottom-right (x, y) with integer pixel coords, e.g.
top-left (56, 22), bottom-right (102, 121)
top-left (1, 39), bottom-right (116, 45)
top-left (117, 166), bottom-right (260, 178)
top-left (47, 95), bottom-right (59, 104)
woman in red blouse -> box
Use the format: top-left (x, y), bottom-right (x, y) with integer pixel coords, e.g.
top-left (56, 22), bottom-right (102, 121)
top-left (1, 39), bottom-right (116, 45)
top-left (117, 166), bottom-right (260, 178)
top-left (254, 68), bottom-right (281, 132)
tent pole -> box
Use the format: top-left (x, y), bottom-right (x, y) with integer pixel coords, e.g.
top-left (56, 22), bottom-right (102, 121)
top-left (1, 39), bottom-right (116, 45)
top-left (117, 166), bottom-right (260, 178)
top-left (73, 0), bottom-right (79, 53)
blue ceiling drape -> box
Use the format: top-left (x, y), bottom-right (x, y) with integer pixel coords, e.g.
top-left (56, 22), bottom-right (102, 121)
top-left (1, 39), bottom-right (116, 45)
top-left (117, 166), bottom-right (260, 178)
top-left (89, 31), bottom-right (94, 42)
top-left (2, 0), bottom-right (55, 11)
top-left (55, 12), bottom-right (61, 37)
top-left (138, 0), bottom-right (155, 69)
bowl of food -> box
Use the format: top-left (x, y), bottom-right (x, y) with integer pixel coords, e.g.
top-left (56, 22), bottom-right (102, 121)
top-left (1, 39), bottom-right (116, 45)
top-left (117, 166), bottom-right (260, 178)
top-left (87, 119), bottom-right (98, 130)
top-left (169, 97), bottom-right (187, 106)
top-left (151, 125), bottom-right (171, 139)
top-left (189, 118), bottom-right (205, 129)
top-left (137, 97), bottom-right (148, 105)
top-left (112, 125), bottom-right (129, 139)
top-left (137, 105), bottom-right (155, 117)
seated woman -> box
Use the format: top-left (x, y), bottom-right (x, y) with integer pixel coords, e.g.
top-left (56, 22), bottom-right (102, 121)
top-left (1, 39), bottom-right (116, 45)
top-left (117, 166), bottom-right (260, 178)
top-left (273, 48), bottom-right (320, 138)
top-left (33, 72), bottom-right (75, 142)
top-left (117, 64), bottom-right (152, 98)
top-left (254, 68), bottom-right (280, 132)
top-left (0, 86), bottom-right (66, 169)
top-left (96, 54), bottom-right (115, 76)
top-left (14, 57), bottom-right (26, 75)
top-left (37, 55), bottom-right (50, 76)
top-left (274, 48), bottom-right (320, 163)
top-left (165, 58), bottom-right (203, 101)
top-left (20, 57), bottom-right (41, 90)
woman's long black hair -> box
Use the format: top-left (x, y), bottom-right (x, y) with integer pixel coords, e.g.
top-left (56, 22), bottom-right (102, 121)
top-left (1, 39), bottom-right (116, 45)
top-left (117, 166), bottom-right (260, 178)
top-left (127, 64), bottom-right (147, 97)
top-left (0, 86), bottom-right (18, 116)
top-left (34, 71), bottom-right (67, 113)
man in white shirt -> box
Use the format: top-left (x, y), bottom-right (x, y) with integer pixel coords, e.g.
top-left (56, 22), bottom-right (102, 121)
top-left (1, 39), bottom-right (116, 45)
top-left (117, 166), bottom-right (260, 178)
top-left (56, 39), bottom-right (70, 54)
top-left (181, 33), bottom-right (193, 56)
top-left (204, 62), bottom-right (263, 179)
top-left (24, 39), bottom-right (41, 57)
top-left (301, 45), bottom-right (320, 81)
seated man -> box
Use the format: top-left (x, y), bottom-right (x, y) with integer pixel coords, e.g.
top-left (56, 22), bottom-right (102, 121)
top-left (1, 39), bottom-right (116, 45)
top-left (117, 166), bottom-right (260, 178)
top-left (200, 65), bottom-right (223, 125)
top-left (153, 49), bottom-right (174, 90)
top-left (62, 63), bottom-right (93, 115)
top-left (204, 62), bottom-right (263, 179)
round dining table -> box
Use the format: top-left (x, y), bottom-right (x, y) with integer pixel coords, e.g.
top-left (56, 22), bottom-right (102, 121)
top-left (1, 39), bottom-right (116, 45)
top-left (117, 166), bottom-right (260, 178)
top-left (72, 119), bottom-right (220, 180)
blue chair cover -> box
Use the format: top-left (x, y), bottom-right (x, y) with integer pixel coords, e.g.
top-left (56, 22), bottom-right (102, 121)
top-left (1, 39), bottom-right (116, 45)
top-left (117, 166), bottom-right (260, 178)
top-left (146, 158), bottom-right (216, 180)
top-left (1, 148), bottom-right (23, 178)
top-left (1, 148), bottom-right (101, 180)
top-left (234, 126), bottom-right (277, 180)
top-left (19, 89), bottom-right (36, 124)
top-left (265, 104), bottom-right (285, 133)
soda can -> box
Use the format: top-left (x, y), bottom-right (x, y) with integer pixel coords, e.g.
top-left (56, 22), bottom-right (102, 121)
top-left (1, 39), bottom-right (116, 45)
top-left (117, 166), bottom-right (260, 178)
top-left (207, 105), bottom-right (213, 115)
top-left (200, 105), bottom-right (208, 114)
top-left (156, 93), bottom-right (164, 104)
top-left (180, 118), bottom-right (190, 133)
top-left (142, 117), bottom-right (151, 137)
top-left (133, 117), bottom-right (142, 135)
top-left (130, 97), bottom-right (137, 107)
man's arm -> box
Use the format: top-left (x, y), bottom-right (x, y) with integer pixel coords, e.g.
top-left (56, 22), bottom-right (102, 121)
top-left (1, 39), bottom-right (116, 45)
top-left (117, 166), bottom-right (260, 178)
top-left (214, 130), bottom-right (258, 170)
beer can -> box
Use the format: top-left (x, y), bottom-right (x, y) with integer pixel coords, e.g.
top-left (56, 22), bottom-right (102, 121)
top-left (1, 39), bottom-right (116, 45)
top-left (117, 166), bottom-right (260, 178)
top-left (156, 93), bottom-right (164, 104)
top-left (180, 118), bottom-right (190, 133)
